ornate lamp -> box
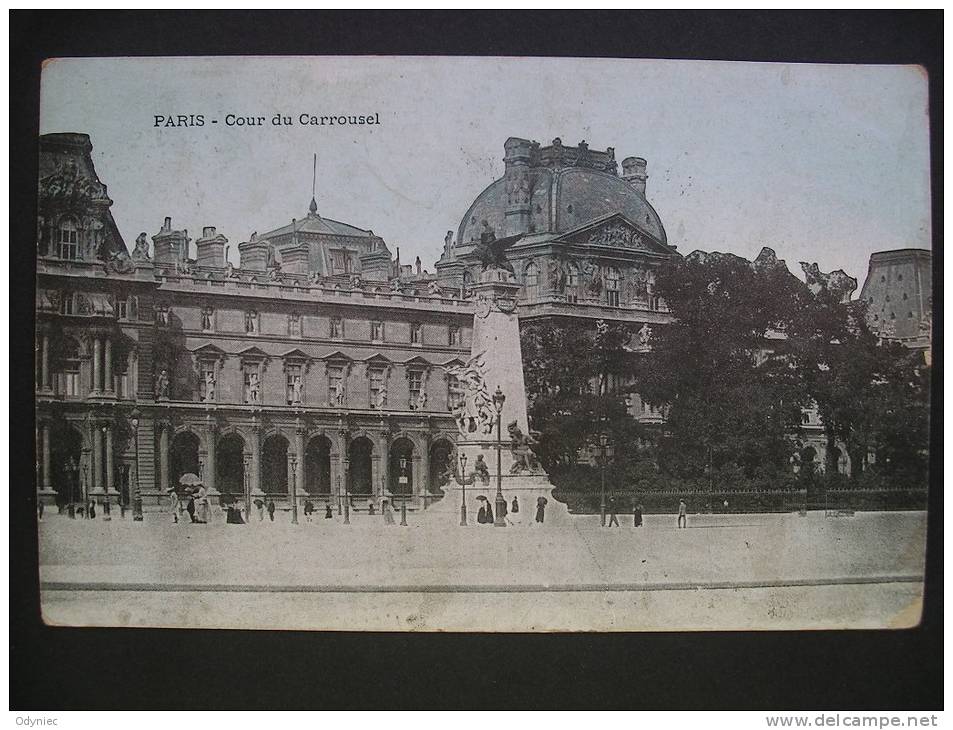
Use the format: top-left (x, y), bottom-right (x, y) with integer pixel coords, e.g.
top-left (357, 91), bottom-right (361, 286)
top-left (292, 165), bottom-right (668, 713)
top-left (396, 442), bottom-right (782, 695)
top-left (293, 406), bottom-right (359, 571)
top-left (492, 385), bottom-right (506, 527)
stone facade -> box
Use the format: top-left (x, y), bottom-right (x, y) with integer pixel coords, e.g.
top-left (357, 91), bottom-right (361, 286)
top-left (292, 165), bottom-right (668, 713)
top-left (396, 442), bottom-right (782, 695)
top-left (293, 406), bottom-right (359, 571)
top-left (860, 248), bottom-right (932, 361)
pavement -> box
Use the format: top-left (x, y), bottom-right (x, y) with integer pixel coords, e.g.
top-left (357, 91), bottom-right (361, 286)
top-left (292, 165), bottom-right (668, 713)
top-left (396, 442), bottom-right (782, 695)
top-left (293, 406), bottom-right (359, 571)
top-left (37, 509), bottom-right (927, 631)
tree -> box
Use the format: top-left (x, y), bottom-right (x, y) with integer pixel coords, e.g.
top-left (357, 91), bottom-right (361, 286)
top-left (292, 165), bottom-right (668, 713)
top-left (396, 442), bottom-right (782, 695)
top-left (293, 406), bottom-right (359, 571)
top-left (635, 250), bottom-right (812, 481)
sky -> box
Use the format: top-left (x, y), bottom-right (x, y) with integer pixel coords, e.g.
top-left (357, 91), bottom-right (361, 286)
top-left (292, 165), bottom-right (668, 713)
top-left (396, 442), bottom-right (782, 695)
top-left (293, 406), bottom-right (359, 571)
top-left (39, 56), bottom-right (931, 285)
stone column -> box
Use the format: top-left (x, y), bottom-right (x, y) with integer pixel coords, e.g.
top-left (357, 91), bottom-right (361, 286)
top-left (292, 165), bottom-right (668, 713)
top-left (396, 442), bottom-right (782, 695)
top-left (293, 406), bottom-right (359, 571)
top-left (41, 422), bottom-right (51, 492)
top-left (92, 425), bottom-right (104, 493)
top-left (92, 336), bottom-right (102, 393)
top-left (105, 424), bottom-right (116, 493)
top-left (158, 422), bottom-right (170, 492)
top-left (250, 422), bottom-right (263, 496)
top-left (104, 336), bottom-right (114, 394)
top-left (41, 332), bottom-right (50, 391)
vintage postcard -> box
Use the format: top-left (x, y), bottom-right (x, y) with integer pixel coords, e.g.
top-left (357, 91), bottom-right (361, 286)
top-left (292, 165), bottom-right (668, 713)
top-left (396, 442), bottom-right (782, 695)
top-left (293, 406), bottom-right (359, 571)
top-left (34, 56), bottom-right (931, 631)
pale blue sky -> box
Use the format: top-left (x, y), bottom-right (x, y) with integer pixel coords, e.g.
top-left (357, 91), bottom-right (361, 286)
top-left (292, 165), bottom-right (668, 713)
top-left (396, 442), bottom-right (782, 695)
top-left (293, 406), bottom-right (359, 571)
top-left (40, 57), bottom-right (931, 284)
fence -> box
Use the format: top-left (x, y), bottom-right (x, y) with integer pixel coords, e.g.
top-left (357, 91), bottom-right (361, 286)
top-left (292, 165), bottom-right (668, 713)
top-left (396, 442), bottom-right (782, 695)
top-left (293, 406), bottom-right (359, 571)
top-left (552, 487), bottom-right (928, 515)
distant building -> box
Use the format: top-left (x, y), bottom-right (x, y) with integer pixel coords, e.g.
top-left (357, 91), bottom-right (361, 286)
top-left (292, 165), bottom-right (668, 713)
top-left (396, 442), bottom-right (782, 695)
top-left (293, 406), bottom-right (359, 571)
top-left (859, 248), bottom-right (932, 362)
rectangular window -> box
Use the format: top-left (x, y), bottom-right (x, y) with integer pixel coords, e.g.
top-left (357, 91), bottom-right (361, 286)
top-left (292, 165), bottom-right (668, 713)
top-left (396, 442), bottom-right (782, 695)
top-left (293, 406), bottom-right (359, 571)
top-left (448, 326), bottom-right (460, 346)
top-left (288, 314), bottom-right (301, 337)
top-left (371, 321), bottom-right (384, 342)
top-left (369, 368), bottom-right (385, 408)
top-left (118, 368), bottom-right (129, 399)
top-left (64, 361), bottom-right (80, 396)
top-left (328, 365), bottom-right (344, 405)
top-left (59, 292), bottom-right (74, 316)
top-left (116, 298), bottom-right (128, 320)
top-left (202, 307), bottom-right (215, 332)
top-left (244, 310), bottom-right (259, 333)
top-left (329, 317), bottom-right (342, 339)
top-left (410, 323), bottom-right (422, 345)
top-left (408, 370), bottom-right (423, 407)
top-left (448, 374), bottom-right (464, 411)
top-left (59, 224), bottom-right (78, 260)
top-left (286, 364), bottom-right (302, 404)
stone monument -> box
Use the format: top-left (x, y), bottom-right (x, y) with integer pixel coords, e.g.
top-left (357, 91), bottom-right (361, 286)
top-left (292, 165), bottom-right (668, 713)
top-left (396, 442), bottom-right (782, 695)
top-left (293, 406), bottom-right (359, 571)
top-left (430, 265), bottom-right (568, 526)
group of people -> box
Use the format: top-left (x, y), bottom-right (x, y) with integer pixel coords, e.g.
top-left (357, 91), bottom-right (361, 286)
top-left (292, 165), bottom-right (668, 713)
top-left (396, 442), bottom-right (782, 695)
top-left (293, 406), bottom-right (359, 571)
top-left (166, 486), bottom-right (213, 524)
top-left (601, 499), bottom-right (690, 528)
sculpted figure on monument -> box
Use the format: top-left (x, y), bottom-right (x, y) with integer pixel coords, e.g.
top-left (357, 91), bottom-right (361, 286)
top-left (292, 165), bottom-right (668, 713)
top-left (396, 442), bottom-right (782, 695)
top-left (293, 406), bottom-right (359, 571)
top-left (508, 421), bottom-right (541, 474)
top-left (291, 376), bottom-right (303, 405)
top-left (155, 369), bottom-right (170, 399)
top-left (446, 352), bottom-right (495, 436)
top-left (472, 220), bottom-right (514, 274)
top-left (204, 371), bottom-right (216, 402)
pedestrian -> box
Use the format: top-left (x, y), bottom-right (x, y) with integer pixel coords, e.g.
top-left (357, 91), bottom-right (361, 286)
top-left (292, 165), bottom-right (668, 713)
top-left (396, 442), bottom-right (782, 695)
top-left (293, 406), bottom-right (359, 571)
top-left (103, 498), bottom-right (111, 521)
top-left (511, 496), bottom-right (519, 514)
top-left (325, 502), bottom-right (333, 519)
top-left (633, 503), bottom-right (643, 527)
top-left (166, 488), bottom-right (179, 523)
top-left (37, 501), bottom-right (44, 522)
top-left (485, 499), bottom-right (494, 525)
top-left (535, 496), bottom-right (547, 524)
top-left (367, 501), bottom-right (376, 516)
top-left (186, 495), bottom-right (196, 523)
top-left (267, 500), bottom-right (276, 522)
top-left (304, 500), bottom-right (314, 522)
top-left (88, 500), bottom-right (96, 519)
top-left (677, 499), bottom-right (687, 529)
top-left (382, 499), bottom-right (396, 525)
top-left (226, 505), bottom-right (245, 524)
top-left (607, 495), bottom-right (619, 527)
top-left (477, 502), bottom-right (487, 524)
top-left (194, 486), bottom-right (209, 523)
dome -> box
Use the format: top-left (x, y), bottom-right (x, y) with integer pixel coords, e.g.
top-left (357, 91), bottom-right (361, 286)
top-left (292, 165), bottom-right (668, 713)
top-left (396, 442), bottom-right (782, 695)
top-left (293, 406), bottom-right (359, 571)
top-left (456, 138), bottom-right (666, 247)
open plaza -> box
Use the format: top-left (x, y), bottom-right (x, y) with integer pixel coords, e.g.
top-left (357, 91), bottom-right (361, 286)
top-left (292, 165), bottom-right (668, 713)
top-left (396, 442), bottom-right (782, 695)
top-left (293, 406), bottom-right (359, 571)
top-left (39, 508), bottom-right (926, 631)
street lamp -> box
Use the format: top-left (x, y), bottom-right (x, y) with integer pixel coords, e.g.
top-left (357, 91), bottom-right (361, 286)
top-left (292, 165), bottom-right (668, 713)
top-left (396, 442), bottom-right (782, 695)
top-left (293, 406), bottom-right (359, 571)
top-left (459, 452), bottom-right (468, 526)
top-left (65, 457), bottom-right (77, 519)
top-left (343, 457), bottom-right (350, 525)
top-left (130, 408), bottom-right (143, 521)
top-left (101, 424), bottom-right (111, 521)
top-left (290, 455), bottom-right (298, 524)
top-left (399, 455), bottom-right (408, 526)
top-left (492, 385), bottom-right (506, 527)
top-left (599, 434), bottom-right (614, 527)
top-left (82, 462), bottom-right (89, 519)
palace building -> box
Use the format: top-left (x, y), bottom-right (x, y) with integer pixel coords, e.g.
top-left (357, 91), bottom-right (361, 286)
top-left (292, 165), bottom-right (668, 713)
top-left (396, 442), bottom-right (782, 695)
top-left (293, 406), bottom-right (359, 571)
top-left (37, 132), bottom-right (885, 514)
top-left (35, 133), bottom-right (682, 514)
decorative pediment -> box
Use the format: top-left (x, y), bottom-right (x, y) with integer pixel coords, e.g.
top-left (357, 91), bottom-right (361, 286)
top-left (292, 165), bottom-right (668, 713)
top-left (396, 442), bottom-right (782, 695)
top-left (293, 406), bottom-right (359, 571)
top-left (192, 343), bottom-right (227, 362)
top-left (280, 347), bottom-right (311, 362)
top-left (404, 355), bottom-right (432, 371)
top-left (236, 345), bottom-right (269, 362)
top-left (322, 350), bottom-right (353, 363)
top-left (558, 214), bottom-right (670, 254)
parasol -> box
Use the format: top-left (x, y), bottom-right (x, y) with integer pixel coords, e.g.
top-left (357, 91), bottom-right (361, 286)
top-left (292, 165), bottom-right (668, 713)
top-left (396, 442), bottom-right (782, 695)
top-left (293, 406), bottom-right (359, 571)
top-left (475, 495), bottom-right (488, 502)
top-left (179, 473), bottom-right (202, 486)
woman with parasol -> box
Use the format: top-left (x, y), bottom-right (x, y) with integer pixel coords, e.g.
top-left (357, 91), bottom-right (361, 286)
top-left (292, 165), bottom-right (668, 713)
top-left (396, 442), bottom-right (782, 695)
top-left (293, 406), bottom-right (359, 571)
top-left (382, 499), bottom-right (396, 525)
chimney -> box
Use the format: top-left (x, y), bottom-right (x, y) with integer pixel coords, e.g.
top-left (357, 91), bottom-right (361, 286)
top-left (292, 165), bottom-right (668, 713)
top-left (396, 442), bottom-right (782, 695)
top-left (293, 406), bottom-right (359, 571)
top-left (195, 226), bottom-right (228, 268)
top-left (622, 157), bottom-right (648, 196)
top-left (152, 216), bottom-right (190, 265)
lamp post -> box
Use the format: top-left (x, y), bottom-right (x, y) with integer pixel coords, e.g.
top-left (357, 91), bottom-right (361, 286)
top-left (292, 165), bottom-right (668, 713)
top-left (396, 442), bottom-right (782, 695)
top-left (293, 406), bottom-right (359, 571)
top-left (101, 425), bottom-right (111, 520)
top-left (492, 385), bottom-right (506, 527)
top-left (66, 457), bottom-right (77, 519)
top-left (343, 457), bottom-right (350, 525)
top-left (82, 462), bottom-right (89, 519)
top-left (459, 452), bottom-right (468, 526)
top-left (599, 434), bottom-right (614, 527)
top-left (290, 455), bottom-right (298, 524)
top-left (399, 456), bottom-right (408, 526)
top-left (130, 409), bottom-right (143, 521)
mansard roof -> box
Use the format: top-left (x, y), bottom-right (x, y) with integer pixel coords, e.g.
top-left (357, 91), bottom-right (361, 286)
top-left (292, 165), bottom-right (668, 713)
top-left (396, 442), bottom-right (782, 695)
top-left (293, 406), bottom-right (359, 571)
top-left (261, 206), bottom-right (377, 240)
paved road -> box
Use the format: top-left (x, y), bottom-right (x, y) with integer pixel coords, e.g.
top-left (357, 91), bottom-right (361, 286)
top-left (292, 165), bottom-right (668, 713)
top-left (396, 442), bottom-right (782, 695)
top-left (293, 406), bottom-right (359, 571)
top-left (38, 510), bottom-right (927, 631)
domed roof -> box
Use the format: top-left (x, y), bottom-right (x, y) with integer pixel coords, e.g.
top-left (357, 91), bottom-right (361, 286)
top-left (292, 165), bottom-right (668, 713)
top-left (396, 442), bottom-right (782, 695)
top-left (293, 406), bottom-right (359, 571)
top-left (456, 139), bottom-right (666, 247)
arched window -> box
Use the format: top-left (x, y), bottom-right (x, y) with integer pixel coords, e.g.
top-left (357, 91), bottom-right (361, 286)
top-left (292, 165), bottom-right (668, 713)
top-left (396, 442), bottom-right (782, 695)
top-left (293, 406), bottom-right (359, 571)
top-left (605, 267), bottom-right (621, 307)
top-left (524, 261), bottom-right (540, 301)
top-left (58, 219), bottom-right (79, 260)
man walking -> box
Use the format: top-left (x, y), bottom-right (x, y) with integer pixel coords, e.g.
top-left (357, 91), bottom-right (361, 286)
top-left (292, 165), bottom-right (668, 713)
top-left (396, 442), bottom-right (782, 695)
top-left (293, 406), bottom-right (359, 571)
top-left (677, 499), bottom-right (687, 529)
top-left (607, 495), bottom-right (620, 527)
